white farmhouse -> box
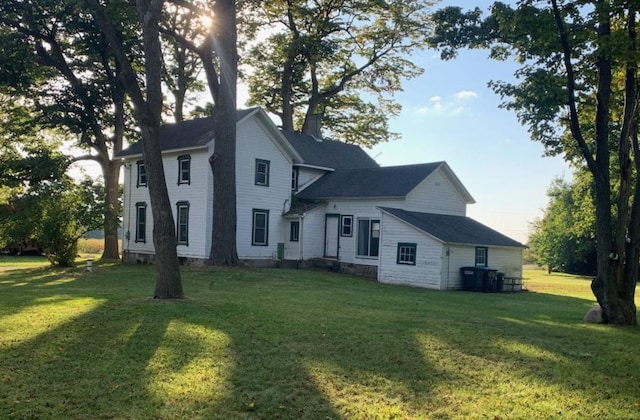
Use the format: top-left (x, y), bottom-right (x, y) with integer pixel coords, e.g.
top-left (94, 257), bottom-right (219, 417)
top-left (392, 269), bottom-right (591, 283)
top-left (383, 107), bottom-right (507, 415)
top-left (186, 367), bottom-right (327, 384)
top-left (118, 107), bottom-right (525, 290)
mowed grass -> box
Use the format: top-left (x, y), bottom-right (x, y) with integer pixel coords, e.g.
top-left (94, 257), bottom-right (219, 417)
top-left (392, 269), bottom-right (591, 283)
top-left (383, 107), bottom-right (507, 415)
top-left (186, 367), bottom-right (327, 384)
top-left (0, 258), bottom-right (639, 419)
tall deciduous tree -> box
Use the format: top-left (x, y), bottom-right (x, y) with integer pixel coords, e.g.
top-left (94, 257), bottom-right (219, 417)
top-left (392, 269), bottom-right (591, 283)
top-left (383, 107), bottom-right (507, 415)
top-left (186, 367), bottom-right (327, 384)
top-left (430, 1), bottom-right (638, 324)
top-left (529, 173), bottom-right (597, 275)
top-left (0, 0), bottom-right (135, 260)
top-left (162, 0), bottom-right (239, 265)
top-left (87, 0), bottom-right (183, 298)
top-left (244, 0), bottom-right (432, 147)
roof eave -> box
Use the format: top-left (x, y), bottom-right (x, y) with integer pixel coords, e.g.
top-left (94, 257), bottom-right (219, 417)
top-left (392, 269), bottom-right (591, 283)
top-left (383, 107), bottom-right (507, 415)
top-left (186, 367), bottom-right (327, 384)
top-left (118, 144), bottom-right (209, 160)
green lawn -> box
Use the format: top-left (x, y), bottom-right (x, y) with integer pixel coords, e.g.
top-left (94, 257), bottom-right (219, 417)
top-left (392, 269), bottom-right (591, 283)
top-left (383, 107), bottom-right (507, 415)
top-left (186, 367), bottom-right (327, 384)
top-left (1, 257), bottom-right (639, 419)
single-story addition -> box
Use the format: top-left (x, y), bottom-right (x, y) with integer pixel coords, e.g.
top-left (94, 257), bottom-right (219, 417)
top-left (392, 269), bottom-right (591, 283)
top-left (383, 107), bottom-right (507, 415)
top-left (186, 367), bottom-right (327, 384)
top-left (377, 207), bottom-right (525, 290)
top-left (117, 106), bottom-right (526, 290)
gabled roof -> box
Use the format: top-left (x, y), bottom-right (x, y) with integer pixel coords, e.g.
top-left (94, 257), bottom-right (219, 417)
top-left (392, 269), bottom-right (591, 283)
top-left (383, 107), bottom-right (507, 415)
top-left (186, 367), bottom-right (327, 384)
top-left (296, 162), bottom-right (450, 199)
top-left (117, 108), bottom-right (262, 157)
top-left (281, 131), bottom-right (379, 170)
top-left (379, 207), bottom-right (525, 248)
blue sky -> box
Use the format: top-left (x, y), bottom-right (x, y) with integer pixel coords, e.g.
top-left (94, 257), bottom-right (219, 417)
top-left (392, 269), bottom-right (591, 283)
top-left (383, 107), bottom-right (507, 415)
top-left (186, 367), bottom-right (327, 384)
top-left (363, 0), bottom-right (572, 244)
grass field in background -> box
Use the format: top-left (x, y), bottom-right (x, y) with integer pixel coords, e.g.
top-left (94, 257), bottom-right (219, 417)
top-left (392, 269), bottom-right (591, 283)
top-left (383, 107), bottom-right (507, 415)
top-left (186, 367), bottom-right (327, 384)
top-left (0, 259), bottom-right (638, 419)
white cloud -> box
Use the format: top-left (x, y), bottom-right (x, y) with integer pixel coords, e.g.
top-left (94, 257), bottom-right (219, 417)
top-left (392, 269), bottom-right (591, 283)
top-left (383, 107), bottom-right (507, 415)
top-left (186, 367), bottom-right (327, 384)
top-left (429, 96), bottom-right (442, 103)
top-left (454, 90), bottom-right (478, 99)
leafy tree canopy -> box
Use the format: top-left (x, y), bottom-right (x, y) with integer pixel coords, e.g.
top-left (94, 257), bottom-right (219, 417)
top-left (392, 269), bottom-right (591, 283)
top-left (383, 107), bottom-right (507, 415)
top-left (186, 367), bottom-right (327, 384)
top-left (244, 0), bottom-right (433, 147)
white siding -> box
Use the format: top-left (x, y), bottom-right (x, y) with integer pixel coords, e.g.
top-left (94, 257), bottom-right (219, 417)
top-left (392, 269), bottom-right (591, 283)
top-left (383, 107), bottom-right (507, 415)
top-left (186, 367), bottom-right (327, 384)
top-left (121, 148), bottom-right (211, 259)
top-left (443, 244), bottom-right (523, 290)
top-left (324, 198), bottom-right (404, 266)
top-left (235, 117), bottom-right (293, 260)
top-left (296, 167), bottom-right (328, 192)
top-left (378, 213), bottom-right (445, 289)
top-left (404, 169), bottom-right (467, 216)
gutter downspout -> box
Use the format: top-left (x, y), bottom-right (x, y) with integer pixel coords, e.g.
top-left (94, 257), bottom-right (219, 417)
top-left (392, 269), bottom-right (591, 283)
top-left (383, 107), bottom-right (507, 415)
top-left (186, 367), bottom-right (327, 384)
top-left (299, 214), bottom-right (305, 261)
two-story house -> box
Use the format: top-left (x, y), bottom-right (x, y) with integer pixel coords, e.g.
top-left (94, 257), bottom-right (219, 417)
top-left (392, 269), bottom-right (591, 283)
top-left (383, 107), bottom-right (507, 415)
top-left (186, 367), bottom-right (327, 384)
top-left (118, 107), bottom-right (525, 290)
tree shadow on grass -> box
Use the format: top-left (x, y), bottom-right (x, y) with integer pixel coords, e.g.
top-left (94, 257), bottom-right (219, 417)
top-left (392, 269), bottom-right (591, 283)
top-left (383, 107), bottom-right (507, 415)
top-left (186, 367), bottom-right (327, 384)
top-left (1, 264), bottom-right (639, 418)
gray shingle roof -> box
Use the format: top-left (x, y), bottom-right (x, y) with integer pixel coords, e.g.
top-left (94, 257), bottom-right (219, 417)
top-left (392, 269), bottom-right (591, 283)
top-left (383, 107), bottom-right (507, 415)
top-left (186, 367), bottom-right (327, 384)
top-left (380, 207), bottom-right (524, 248)
top-left (117, 108), bottom-right (258, 157)
top-left (281, 131), bottom-right (379, 169)
top-left (295, 162), bottom-right (443, 199)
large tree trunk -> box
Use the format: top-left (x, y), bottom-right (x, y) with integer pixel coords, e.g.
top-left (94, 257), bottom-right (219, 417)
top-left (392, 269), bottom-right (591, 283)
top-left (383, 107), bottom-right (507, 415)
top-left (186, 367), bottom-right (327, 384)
top-left (86, 0), bottom-right (183, 298)
top-left (101, 158), bottom-right (121, 259)
top-left (208, 0), bottom-right (239, 265)
top-left (590, 1), bottom-right (636, 325)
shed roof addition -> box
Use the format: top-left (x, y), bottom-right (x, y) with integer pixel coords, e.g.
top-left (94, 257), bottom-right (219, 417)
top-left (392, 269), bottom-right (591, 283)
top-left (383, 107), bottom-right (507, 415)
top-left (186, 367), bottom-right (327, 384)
top-left (379, 207), bottom-right (525, 248)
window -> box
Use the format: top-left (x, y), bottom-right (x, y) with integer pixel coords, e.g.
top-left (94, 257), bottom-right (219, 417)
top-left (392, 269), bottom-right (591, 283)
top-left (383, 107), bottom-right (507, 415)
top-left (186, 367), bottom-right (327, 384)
top-left (252, 209), bottom-right (269, 246)
top-left (357, 218), bottom-right (380, 257)
top-left (177, 155), bottom-right (191, 185)
top-left (176, 201), bottom-right (190, 245)
top-left (255, 159), bottom-right (270, 186)
top-left (290, 221), bottom-right (300, 242)
top-left (475, 247), bottom-right (488, 266)
top-left (340, 215), bottom-right (353, 237)
top-left (135, 202), bottom-right (147, 243)
top-left (291, 167), bottom-right (299, 190)
top-left (136, 160), bottom-right (147, 187)
top-left (397, 243), bottom-right (417, 265)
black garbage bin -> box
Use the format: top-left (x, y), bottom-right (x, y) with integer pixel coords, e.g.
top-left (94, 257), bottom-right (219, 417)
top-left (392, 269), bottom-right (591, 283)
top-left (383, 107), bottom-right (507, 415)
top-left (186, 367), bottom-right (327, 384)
top-left (460, 267), bottom-right (498, 292)
top-left (496, 272), bottom-right (505, 293)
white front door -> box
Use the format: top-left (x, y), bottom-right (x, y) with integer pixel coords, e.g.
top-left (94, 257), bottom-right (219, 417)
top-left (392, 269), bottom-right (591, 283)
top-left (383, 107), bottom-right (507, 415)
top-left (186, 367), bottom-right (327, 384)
top-left (324, 214), bottom-right (340, 258)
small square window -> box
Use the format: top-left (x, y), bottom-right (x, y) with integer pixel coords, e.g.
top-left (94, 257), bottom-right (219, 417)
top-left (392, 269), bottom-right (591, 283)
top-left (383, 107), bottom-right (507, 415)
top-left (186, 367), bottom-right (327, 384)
top-left (397, 243), bottom-right (417, 265)
top-left (255, 159), bottom-right (270, 186)
top-left (340, 215), bottom-right (353, 237)
top-left (178, 155), bottom-right (191, 185)
top-left (290, 221), bottom-right (300, 242)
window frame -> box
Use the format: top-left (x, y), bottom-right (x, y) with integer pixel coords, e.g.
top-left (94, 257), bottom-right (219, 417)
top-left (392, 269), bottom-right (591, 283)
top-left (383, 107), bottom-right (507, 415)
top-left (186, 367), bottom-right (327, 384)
top-left (397, 243), bottom-right (417, 265)
top-left (136, 160), bottom-right (147, 187)
top-left (135, 202), bottom-right (147, 243)
top-left (340, 215), bottom-right (353, 237)
top-left (252, 209), bottom-right (270, 246)
top-left (357, 218), bottom-right (380, 258)
top-left (177, 155), bottom-right (191, 185)
top-left (255, 159), bottom-right (270, 186)
top-left (289, 220), bottom-right (300, 242)
top-left (176, 201), bottom-right (190, 246)
top-left (475, 247), bottom-right (488, 267)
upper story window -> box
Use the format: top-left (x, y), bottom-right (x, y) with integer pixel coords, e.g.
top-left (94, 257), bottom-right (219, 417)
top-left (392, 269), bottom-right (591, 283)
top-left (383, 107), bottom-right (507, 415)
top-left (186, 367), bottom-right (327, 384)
top-left (135, 202), bottom-right (147, 243)
top-left (177, 155), bottom-right (191, 185)
top-left (176, 201), bottom-right (190, 245)
top-left (291, 167), bottom-right (299, 191)
top-left (475, 247), bottom-right (488, 266)
top-left (255, 159), bottom-right (270, 186)
top-left (136, 160), bottom-right (147, 187)
top-left (357, 218), bottom-right (380, 258)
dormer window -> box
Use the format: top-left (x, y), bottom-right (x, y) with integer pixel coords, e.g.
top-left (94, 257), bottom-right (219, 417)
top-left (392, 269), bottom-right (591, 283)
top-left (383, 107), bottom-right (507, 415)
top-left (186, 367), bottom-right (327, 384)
top-left (255, 159), bottom-right (270, 186)
top-left (136, 160), bottom-right (147, 187)
top-left (177, 155), bottom-right (191, 185)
